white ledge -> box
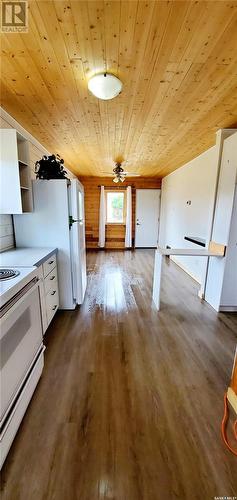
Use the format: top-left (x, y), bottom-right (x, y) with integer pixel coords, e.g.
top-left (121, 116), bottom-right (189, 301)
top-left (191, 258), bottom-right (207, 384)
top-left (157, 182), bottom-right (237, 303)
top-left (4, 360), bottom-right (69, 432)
top-left (157, 247), bottom-right (223, 257)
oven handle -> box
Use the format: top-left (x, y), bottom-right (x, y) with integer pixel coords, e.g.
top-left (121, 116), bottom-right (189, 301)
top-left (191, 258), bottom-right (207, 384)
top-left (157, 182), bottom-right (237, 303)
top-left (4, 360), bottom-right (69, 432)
top-left (0, 278), bottom-right (41, 324)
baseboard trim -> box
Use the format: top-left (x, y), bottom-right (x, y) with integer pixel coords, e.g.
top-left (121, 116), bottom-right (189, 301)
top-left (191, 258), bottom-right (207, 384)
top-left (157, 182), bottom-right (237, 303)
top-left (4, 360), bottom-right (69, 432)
top-left (86, 247), bottom-right (134, 252)
top-left (219, 306), bottom-right (237, 312)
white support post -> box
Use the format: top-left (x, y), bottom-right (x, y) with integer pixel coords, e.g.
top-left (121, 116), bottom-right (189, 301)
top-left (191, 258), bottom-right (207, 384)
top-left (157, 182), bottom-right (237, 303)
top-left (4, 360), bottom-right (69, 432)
top-left (152, 250), bottom-right (163, 310)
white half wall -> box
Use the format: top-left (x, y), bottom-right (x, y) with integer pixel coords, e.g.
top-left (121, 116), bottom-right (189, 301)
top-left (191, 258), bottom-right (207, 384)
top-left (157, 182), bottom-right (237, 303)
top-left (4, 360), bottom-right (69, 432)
top-left (159, 146), bottom-right (219, 283)
top-left (205, 132), bottom-right (237, 311)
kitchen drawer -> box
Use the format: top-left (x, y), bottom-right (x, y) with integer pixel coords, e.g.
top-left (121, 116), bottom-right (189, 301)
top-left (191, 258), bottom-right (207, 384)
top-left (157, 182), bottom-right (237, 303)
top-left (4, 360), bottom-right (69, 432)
top-left (46, 287), bottom-right (59, 325)
top-left (43, 253), bottom-right (57, 278)
top-left (44, 267), bottom-right (58, 295)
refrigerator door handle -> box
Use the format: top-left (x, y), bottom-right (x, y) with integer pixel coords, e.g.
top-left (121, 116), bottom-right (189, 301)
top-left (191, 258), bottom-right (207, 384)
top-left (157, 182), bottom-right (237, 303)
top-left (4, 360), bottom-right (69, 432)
top-left (69, 215), bottom-right (79, 229)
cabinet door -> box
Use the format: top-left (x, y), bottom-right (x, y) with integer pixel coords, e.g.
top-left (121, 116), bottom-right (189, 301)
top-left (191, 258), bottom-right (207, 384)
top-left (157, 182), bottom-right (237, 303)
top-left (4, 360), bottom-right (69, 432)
top-left (0, 129), bottom-right (22, 214)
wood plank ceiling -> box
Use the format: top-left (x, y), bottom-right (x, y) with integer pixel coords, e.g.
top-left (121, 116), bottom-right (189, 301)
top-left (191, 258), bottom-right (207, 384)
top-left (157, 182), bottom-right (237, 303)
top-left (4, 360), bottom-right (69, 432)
top-left (1, 0), bottom-right (237, 177)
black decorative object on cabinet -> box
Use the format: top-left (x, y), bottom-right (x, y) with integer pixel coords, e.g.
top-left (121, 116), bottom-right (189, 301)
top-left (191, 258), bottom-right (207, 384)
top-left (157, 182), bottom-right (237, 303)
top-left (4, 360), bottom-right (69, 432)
top-left (35, 154), bottom-right (68, 180)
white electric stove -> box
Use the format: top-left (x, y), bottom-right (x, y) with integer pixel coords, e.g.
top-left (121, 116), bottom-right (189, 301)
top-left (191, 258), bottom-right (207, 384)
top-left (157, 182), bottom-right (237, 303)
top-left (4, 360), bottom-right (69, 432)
top-left (0, 265), bottom-right (45, 469)
top-left (0, 266), bottom-right (39, 307)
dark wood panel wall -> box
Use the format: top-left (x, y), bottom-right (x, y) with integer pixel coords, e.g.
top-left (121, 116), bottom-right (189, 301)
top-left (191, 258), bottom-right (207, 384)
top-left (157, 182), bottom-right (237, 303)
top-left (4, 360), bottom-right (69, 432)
top-left (78, 176), bottom-right (161, 249)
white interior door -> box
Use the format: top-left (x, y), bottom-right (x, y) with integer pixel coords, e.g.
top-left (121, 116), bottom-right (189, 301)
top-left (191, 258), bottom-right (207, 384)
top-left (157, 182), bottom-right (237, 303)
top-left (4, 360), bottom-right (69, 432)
top-left (135, 189), bottom-right (161, 247)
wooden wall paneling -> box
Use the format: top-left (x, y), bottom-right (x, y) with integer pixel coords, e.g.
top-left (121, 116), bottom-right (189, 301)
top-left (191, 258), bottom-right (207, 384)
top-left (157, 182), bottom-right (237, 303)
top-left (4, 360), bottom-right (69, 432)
top-left (79, 176), bottom-right (161, 249)
top-left (1, 1), bottom-right (237, 177)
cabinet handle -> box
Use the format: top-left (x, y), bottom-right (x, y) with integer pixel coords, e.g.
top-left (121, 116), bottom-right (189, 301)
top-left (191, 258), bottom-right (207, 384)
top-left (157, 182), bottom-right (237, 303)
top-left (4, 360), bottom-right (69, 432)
top-left (50, 276), bottom-right (55, 281)
top-left (52, 305), bottom-right (57, 311)
top-left (51, 290), bottom-right (56, 295)
top-left (48, 260), bottom-right (54, 265)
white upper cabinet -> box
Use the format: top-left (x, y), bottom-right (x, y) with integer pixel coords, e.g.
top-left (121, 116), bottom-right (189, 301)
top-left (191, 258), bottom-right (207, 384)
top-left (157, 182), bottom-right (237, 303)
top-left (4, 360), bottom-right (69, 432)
top-left (0, 129), bottom-right (33, 214)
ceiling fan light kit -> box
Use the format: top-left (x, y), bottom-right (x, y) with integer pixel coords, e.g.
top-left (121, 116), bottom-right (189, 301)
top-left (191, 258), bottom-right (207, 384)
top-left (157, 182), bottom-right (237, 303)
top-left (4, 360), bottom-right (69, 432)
top-left (88, 73), bottom-right (123, 100)
top-left (113, 175), bottom-right (125, 183)
top-left (101, 162), bottom-right (141, 182)
top-left (112, 163), bottom-right (126, 183)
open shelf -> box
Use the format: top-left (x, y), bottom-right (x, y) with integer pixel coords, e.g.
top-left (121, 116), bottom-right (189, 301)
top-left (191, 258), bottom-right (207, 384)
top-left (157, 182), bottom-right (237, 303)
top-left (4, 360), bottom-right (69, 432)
top-left (21, 188), bottom-right (32, 212)
top-left (19, 159), bottom-right (28, 167)
top-left (17, 133), bottom-right (29, 165)
top-left (0, 129), bottom-right (33, 214)
top-left (16, 132), bottom-right (33, 213)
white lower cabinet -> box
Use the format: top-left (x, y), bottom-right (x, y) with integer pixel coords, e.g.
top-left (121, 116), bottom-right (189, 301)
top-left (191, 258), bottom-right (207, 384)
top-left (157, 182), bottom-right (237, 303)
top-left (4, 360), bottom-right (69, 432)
top-left (43, 254), bottom-right (57, 277)
top-left (44, 266), bottom-right (58, 294)
top-left (39, 253), bottom-right (59, 334)
top-left (46, 288), bottom-right (59, 325)
top-left (0, 248), bottom-right (59, 334)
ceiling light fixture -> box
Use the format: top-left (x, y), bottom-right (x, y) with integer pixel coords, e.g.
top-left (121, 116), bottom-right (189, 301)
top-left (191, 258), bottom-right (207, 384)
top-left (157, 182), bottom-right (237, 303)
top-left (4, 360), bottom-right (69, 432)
top-left (88, 73), bottom-right (123, 100)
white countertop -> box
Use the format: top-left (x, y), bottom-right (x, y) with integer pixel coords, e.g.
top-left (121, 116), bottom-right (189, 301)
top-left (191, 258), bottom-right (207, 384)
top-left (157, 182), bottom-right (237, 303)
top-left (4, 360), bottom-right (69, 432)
top-left (0, 247), bottom-right (57, 267)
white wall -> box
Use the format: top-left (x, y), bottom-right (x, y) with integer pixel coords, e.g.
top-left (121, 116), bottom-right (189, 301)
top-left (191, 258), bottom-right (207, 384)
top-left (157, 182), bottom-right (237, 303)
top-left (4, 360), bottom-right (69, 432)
top-left (0, 107), bottom-right (76, 251)
top-left (220, 185), bottom-right (237, 308)
top-left (159, 146), bottom-right (219, 283)
top-left (205, 132), bottom-right (237, 310)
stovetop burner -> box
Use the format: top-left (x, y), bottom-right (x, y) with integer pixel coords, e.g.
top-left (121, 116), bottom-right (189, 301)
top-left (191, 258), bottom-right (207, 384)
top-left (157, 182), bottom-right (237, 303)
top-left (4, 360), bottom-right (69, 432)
top-left (0, 269), bottom-right (20, 281)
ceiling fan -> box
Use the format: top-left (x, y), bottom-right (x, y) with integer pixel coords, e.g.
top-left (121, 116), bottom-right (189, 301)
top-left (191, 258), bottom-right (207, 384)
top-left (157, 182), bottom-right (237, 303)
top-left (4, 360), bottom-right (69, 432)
top-left (102, 162), bottom-right (140, 183)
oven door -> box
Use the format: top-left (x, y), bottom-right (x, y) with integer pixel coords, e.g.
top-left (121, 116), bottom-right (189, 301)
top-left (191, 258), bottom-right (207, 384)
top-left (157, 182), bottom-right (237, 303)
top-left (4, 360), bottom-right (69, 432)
top-left (0, 279), bottom-right (43, 422)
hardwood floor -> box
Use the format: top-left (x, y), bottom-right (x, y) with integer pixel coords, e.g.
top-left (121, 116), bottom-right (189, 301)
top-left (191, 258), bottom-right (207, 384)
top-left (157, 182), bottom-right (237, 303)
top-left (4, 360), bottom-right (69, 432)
top-left (1, 250), bottom-right (237, 500)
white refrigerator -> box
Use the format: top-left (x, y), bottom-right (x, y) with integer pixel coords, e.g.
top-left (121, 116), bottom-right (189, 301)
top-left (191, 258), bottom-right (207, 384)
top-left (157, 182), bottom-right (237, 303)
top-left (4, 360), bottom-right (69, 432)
top-left (13, 179), bottom-right (87, 309)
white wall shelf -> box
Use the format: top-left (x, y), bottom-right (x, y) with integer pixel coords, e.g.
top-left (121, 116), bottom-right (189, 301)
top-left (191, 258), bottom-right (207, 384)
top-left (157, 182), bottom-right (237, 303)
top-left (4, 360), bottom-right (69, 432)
top-left (0, 129), bottom-right (33, 214)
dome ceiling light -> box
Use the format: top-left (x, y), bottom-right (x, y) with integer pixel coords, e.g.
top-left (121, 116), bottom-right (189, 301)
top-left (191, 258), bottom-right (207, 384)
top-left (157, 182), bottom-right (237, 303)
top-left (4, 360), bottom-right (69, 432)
top-left (88, 73), bottom-right (123, 100)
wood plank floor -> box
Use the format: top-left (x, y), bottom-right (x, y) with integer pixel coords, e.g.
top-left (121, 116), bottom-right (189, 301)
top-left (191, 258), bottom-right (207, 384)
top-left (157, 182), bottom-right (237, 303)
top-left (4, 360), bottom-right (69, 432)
top-left (1, 250), bottom-right (237, 500)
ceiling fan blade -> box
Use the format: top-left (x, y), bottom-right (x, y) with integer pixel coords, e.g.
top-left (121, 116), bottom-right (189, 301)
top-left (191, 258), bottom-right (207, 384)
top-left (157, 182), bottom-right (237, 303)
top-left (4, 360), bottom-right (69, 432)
top-left (123, 172), bottom-right (141, 177)
top-left (100, 169), bottom-right (141, 178)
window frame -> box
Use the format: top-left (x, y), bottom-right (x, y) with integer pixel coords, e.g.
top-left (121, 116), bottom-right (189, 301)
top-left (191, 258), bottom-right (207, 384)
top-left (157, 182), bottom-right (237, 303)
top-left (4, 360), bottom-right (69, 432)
top-left (105, 190), bottom-right (127, 225)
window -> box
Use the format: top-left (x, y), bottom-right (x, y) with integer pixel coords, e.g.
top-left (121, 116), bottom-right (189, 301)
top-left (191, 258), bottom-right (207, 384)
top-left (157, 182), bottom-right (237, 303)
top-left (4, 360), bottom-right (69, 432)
top-left (106, 191), bottom-right (126, 224)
